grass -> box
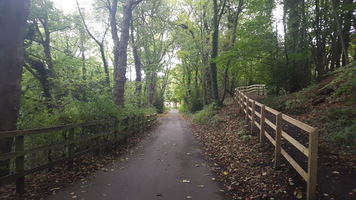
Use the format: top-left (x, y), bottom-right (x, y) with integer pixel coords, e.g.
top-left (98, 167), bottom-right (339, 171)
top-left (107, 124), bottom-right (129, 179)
top-left (192, 104), bottom-right (221, 126)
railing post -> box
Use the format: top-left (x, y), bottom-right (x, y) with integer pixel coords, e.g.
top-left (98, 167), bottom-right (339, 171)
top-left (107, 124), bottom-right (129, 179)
top-left (251, 101), bottom-right (255, 133)
top-left (67, 128), bottom-right (74, 170)
top-left (15, 135), bottom-right (25, 194)
top-left (307, 128), bottom-right (319, 200)
top-left (274, 112), bottom-right (282, 169)
top-left (260, 105), bottom-right (266, 146)
top-left (245, 97), bottom-right (249, 124)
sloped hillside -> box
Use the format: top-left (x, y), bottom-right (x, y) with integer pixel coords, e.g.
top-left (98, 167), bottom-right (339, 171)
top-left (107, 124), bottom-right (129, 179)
top-left (262, 65), bottom-right (356, 156)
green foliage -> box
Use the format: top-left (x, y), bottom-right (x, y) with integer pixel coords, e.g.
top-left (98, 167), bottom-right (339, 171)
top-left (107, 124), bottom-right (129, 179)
top-left (153, 96), bottom-right (165, 114)
top-left (328, 123), bottom-right (356, 147)
top-left (284, 85), bottom-right (317, 113)
top-left (178, 103), bottom-right (190, 114)
top-left (237, 129), bottom-right (251, 142)
top-left (262, 84), bottom-right (317, 114)
top-left (322, 106), bottom-right (356, 148)
top-left (192, 104), bottom-right (221, 125)
top-left (326, 63), bottom-right (356, 104)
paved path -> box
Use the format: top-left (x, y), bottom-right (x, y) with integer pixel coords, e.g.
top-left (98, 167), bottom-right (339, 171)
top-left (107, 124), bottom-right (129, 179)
top-left (47, 109), bottom-right (225, 200)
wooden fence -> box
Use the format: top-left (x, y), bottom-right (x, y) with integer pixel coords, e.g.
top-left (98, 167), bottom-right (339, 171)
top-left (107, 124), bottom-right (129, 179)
top-left (235, 88), bottom-right (318, 200)
top-left (236, 84), bottom-right (266, 95)
top-left (0, 114), bottom-right (156, 194)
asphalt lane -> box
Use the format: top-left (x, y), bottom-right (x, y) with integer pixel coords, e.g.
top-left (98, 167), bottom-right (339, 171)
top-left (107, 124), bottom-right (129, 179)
top-left (47, 109), bottom-right (225, 200)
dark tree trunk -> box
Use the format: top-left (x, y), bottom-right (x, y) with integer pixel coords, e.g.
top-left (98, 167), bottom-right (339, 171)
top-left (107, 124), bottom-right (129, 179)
top-left (23, 57), bottom-right (53, 108)
top-left (210, 0), bottom-right (227, 106)
top-left (130, 19), bottom-right (142, 94)
top-left (210, 0), bottom-right (220, 106)
top-left (0, 0), bottom-right (30, 176)
top-left (113, 0), bottom-right (144, 107)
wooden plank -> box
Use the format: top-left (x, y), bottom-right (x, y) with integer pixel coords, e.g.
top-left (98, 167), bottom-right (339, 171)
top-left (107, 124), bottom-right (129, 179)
top-left (0, 119), bottom-right (118, 139)
top-left (255, 111), bottom-right (261, 118)
top-left (260, 105), bottom-right (266, 146)
top-left (245, 97), bottom-right (249, 124)
top-left (251, 101), bottom-right (256, 133)
top-left (274, 113), bottom-right (282, 169)
top-left (0, 129), bottom-right (119, 162)
top-left (255, 101), bottom-right (263, 107)
top-left (254, 121), bottom-right (261, 129)
top-left (264, 130), bottom-right (275, 145)
top-left (67, 128), bottom-right (74, 170)
top-left (265, 118), bottom-right (277, 130)
top-left (281, 149), bottom-right (308, 181)
top-left (0, 115), bottom-right (155, 187)
top-left (282, 114), bottom-right (315, 133)
top-left (281, 131), bottom-right (309, 156)
top-left (265, 106), bottom-right (279, 115)
top-left (307, 129), bottom-right (319, 200)
top-left (15, 136), bottom-right (25, 194)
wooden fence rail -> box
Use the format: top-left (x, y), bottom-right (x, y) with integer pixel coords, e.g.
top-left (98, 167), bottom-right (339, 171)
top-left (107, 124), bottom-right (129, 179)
top-left (0, 114), bottom-right (156, 194)
top-left (236, 84), bottom-right (266, 95)
top-left (235, 88), bottom-right (318, 200)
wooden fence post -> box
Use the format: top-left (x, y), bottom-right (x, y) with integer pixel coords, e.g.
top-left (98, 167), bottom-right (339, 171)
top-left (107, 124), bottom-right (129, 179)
top-left (251, 101), bottom-right (255, 133)
top-left (15, 135), bottom-right (25, 194)
top-left (245, 97), bottom-right (249, 124)
top-left (274, 113), bottom-right (282, 169)
top-left (238, 91), bottom-right (242, 114)
top-left (260, 105), bottom-right (266, 146)
top-left (307, 128), bottom-right (319, 200)
top-left (67, 128), bottom-right (74, 170)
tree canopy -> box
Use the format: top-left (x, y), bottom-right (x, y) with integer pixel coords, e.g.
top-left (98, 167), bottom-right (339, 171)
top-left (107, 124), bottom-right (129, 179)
top-left (2, 0), bottom-right (355, 123)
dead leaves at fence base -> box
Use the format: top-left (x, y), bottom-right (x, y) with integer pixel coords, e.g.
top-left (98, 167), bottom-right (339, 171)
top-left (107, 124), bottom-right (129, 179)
top-left (187, 104), bottom-right (293, 199)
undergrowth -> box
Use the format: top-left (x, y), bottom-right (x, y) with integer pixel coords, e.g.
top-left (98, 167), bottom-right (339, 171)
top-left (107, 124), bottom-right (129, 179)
top-left (261, 64), bottom-right (356, 151)
top-left (192, 104), bottom-right (221, 125)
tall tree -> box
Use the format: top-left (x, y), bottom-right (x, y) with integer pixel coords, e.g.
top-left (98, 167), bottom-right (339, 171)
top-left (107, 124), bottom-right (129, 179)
top-left (0, 0), bottom-right (30, 176)
top-left (210, 0), bottom-right (227, 106)
top-left (113, 0), bottom-right (144, 107)
top-left (76, 0), bottom-right (111, 87)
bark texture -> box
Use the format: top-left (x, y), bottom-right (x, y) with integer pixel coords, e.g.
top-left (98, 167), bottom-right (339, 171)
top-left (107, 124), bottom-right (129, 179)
top-left (112, 0), bottom-right (144, 107)
top-left (0, 0), bottom-right (30, 176)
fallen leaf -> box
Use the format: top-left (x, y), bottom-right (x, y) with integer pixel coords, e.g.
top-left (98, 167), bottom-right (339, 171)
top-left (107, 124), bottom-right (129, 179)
top-left (294, 191), bottom-right (303, 199)
top-left (331, 171), bottom-right (340, 175)
top-left (223, 171), bottom-right (229, 175)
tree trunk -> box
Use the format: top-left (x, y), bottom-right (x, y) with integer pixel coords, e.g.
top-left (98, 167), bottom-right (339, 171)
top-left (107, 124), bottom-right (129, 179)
top-left (0, 0), bottom-right (30, 176)
top-left (130, 19), bottom-right (142, 94)
top-left (210, 0), bottom-right (220, 106)
top-left (76, 0), bottom-right (110, 87)
top-left (113, 0), bottom-right (144, 107)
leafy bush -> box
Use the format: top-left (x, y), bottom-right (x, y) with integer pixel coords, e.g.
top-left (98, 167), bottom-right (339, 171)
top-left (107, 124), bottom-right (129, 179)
top-left (178, 103), bottom-right (190, 114)
top-left (323, 106), bottom-right (356, 149)
top-left (328, 123), bottom-right (356, 147)
top-left (192, 104), bottom-right (221, 125)
top-left (237, 129), bottom-right (251, 142)
top-left (326, 63), bottom-right (356, 104)
top-left (153, 96), bottom-right (164, 114)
